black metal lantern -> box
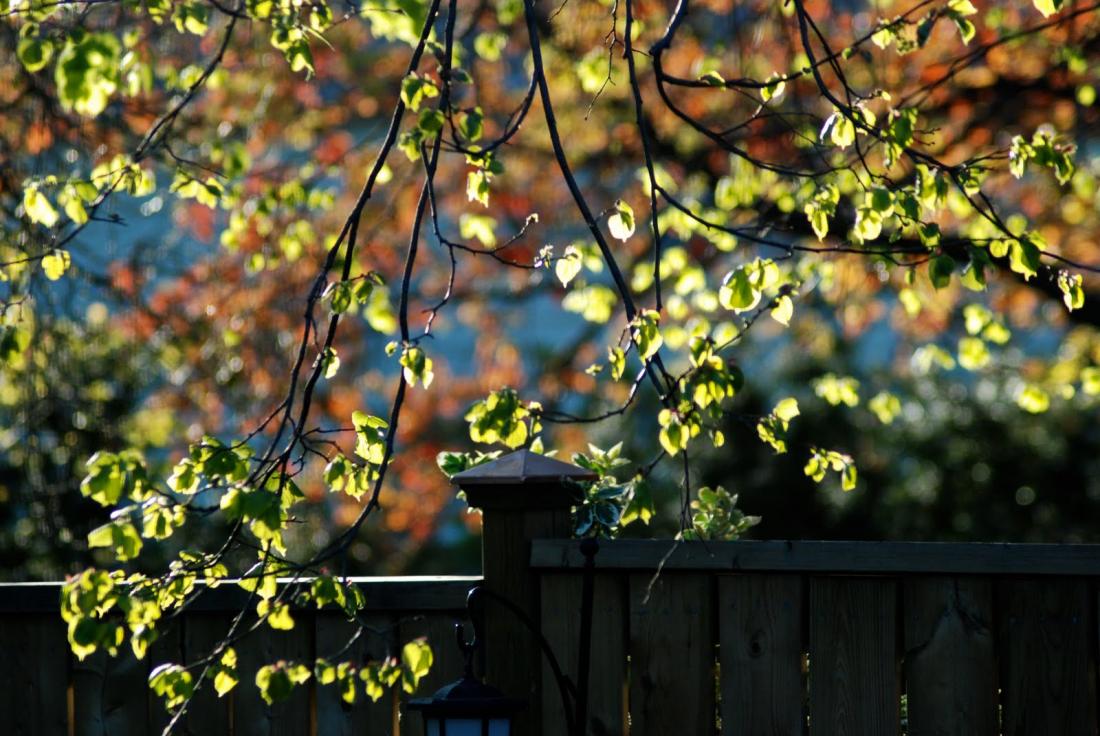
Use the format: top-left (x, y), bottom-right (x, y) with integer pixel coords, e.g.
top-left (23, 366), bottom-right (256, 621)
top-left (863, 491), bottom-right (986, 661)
top-left (406, 674), bottom-right (526, 736)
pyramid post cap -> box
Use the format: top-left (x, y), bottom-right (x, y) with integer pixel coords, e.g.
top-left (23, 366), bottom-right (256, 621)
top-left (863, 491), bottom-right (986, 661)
top-left (452, 449), bottom-right (597, 511)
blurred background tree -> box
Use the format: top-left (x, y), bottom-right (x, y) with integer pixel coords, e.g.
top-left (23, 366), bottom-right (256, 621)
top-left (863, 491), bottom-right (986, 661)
top-left (2, 0), bottom-right (1100, 584)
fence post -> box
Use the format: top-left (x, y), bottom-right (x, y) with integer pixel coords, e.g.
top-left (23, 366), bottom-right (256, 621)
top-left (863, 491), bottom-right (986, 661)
top-left (453, 448), bottom-right (596, 736)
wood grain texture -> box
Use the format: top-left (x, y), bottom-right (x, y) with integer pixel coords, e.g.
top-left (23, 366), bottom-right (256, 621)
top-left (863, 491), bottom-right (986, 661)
top-left (314, 612), bottom-right (399, 736)
top-left (183, 613), bottom-right (234, 736)
top-left (396, 611), bottom-right (469, 735)
top-left (147, 619), bottom-right (184, 736)
top-left (808, 577), bottom-right (898, 736)
top-left (629, 572), bottom-right (715, 736)
top-left (718, 574), bottom-right (804, 736)
top-left (72, 643), bottom-right (149, 736)
top-left (232, 612), bottom-right (315, 736)
top-left (903, 577), bottom-right (996, 736)
top-left (540, 572), bottom-right (627, 736)
top-left (0, 614), bottom-right (69, 736)
top-left (998, 579), bottom-right (1096, 736)
top-left (532, 539), bottom-right (1100, 575)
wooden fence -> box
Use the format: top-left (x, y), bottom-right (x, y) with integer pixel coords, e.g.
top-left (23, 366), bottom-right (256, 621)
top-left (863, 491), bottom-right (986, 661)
top-left (3, 449), bottom-right (1100, 736)
top-left (533, 539), bottom-right (1100, 736)
top-left (0, 577), bottom-right (479, 736)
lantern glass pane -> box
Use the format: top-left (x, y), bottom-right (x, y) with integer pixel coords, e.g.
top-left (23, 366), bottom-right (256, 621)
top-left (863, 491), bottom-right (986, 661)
top-left (428, 718), bottom-right (510, 736)
top-left (442, 719), bottom-right (481, 736)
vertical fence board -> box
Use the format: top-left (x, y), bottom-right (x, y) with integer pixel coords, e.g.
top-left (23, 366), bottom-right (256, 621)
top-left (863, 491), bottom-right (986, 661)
top-left (718, 574), bottom-right (804, 736)
top-left (903, 577), bottom-right (996, 736)
top-left (998, 579), bottom-right (1096, 736)
top-left (809, 577), bottom-right (897, 736)
top-left (629, 572), bottom-right (715, 736)
top-left (398, 611), bottom-right (468, 735)
top-left (183, 613), bottom-right (234, 735)
top-left (73, 640), bottom-right (150, 736)
top-left (147, 619), bottom-right (184, 736)
top-left (0, 614), bottom-right (69, 736)
top-left (314, 612), bottom-right (398, 736)
top-left (541, 572), bottom-right (627, 736)
top-left (233, 611), bottom-right (315, 736)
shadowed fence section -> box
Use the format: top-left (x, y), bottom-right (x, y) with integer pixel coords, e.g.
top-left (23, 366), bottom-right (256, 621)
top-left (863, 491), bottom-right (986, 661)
top-left (0, 576), bottom-right (478, 736)
top-left (533, 539), bottom-right (1100, 736)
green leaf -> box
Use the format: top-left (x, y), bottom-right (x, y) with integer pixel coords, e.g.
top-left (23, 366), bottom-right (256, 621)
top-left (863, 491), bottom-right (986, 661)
top-left (88, 519), bottom-right (144, 561)
top-left (400, 72), bottom-right (438, 112)
top-left (718, 268), bottom-right (759, 312)
top-left (1017, 384), bottom-right (1050, 413)
top-left (173, 2), bottom-right (210, 34)
top-left (18, 36), bottom-right (54, 73)
top-left (868, 392), bottom-right (901, 424)
top-left (458, 107), bottom-right (484, 142)
top-left (757, 397), bottom-right (799, 454)
top-left (685, 485), bottom-right (759, 540)
top-left (400, 638), bottom-right (433, 693)
top-left (854, 207), bottom-right (882, 242)
top-left (262, 601), bottom-right (295, 630)
top-left (631, 309), bottom-right (663, 362)
top-left (1058, 271), bottom-right (1085, 312)
top-left (473, 31), bottom-right (507, 61)
top-left (213, 649), bottom-right (238, 697)
top-left (608, 200), bottom-right (635, 241)
top-left (804, 184), bottom-right (838, 241)
top-left (957, 337), bottom-right (990, 371)
top-left (929, 255), bottom-right (955, 289)
top-left (352, 411), bottom-right (388, 465)
top-left (770, 294), bottom-right (793, 326)
top-left (466, 169), bottom-right (490, 207)
top-left (459, 213), bottom-right (497, 247)
top-left (1081, 366), bottom-right (1100, 396)
top-left (141, 500), bottom-right (184, 540)
top-left (555, 245), bottom-right (582, 287)
top-left (42, 249), bottom-right (71, 280)
top-left (804, 448), bottom-right (857, 491)
top-left (24, 187), bottom-right (59, 227)
top-left (400, 345), bottom-right (434, 388)
top-left (698, 70), bottom-right (725, 86)
top-left (319, 347), bottom-right (340, 379)
top-left (822, 112), bottom-right (855, 148)
top-left (465, 388), bottom-right (535, 449)
top-left (149, 665), bottom-right (194, 710)
top-left (869, 187), bottom-right (894, 214)
top-left (1034, 0), bottom-right (1064, 17)
top-left (775, 397), bottom-right (800, 422)
top-left (762, 74), bottom-right (785, 101)
top-left (841, 463), bottom-right (858, 492)
top-left (417, 108), bottom-right (444, 135)
top-left (1008, 238), bottom-right (1041, 281)
top-left (0, 327), bottom-right (30, 364)
top-left (952, 16), bottom-right (975, 43)
top-left (813, 373), bottom-right (860, 407)
top-left (898, 287), bottom-right (921, 317)
top-left (55, 33), bottom-right (121, 117)
top-left (657, 409), bottom-right (691, 456)
top-left (608, 346), bottom-right (626, 380)
top-left (256, 663), bottom-right (310, 705)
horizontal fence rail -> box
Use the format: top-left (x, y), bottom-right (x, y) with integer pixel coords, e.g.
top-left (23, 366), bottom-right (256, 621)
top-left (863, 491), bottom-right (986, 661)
top-left (0, 576), bottom-right (480, 736)
top-left (531, 538), bottom-right (1100, 575)
top-left (534, 539), bottom-right (1100, 736)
